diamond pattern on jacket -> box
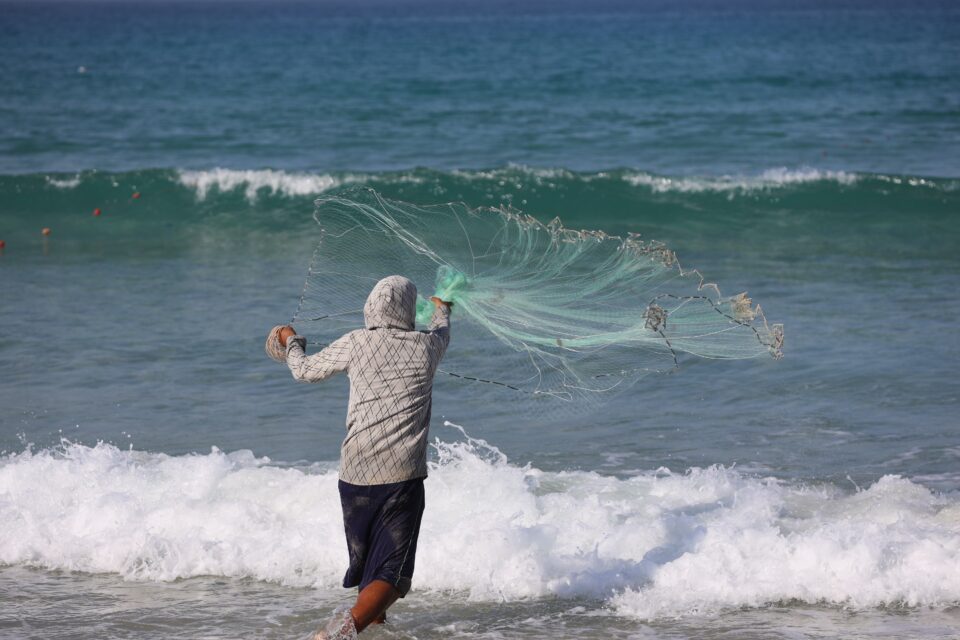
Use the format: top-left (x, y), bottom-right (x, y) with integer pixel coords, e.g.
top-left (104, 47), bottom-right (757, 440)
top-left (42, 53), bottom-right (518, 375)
top-left (286, 275), bottom-right (450, 486)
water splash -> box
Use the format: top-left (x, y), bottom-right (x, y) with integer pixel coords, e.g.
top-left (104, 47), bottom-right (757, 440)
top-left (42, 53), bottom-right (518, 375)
top-left (1, 438), bottom-right (958, 619)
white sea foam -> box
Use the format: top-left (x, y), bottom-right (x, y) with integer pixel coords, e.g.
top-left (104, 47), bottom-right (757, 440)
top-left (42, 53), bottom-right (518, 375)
top-left (45, 174), bottom-right (82, 189)
top-left (1, 428), bottom-right (958, 619)
top-left (451, 165), bottom-right (578, 183)
top-left (176, 168), bottom-right (428, 202)
top-left (622, 167), bottom-right (858, 193)
top-left (178, 168), bottom-right (350, 201)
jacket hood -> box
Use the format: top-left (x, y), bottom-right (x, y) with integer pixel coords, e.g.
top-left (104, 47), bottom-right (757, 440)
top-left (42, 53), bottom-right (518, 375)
top-left (364, 275), bottom-right (417, 330)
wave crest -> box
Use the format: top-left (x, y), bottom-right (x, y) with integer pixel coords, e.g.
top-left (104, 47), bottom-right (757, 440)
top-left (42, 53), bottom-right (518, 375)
top-left (623, 167), bottom-right (859, 193)
top-left (2, 428), bottom-right (958, 618)
top-left (177, 168), bottom-right (350, 201)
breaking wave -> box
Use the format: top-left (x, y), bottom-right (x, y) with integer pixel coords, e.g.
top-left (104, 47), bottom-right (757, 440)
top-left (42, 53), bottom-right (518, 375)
top-left (1, 424), bottom-right (958, 619)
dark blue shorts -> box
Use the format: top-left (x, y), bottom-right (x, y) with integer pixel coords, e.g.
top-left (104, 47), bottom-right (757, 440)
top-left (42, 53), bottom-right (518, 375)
top-left (338, 477), bottom-right (425, 597)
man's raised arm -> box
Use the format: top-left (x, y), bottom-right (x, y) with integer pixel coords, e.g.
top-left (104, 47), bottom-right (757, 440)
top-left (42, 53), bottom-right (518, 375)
top-left (281, 326), bottom-right (352, 383)
top-left (427, 296), bottom-right (452, 354)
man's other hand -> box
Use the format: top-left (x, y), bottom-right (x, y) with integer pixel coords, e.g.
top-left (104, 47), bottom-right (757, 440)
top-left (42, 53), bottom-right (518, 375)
top-left (279, 325), bottom-right (297, 347)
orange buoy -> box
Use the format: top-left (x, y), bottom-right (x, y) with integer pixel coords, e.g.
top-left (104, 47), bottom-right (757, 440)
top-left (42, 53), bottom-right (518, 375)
top-left (41, 227), bottom-right (51, 236)
top-left (132, 192), bottom-right (141, 199)
top-left (93, 208), bottom-right (102, 217)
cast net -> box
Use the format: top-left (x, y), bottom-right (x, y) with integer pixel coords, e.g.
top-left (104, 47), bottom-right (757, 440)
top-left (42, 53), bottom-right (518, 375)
top-left (292, 188), bottom-right (783, 410)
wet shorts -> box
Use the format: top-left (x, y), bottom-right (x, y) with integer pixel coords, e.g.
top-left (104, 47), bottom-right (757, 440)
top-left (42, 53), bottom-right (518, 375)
top-left (338, 477), bottom-right (425, 597)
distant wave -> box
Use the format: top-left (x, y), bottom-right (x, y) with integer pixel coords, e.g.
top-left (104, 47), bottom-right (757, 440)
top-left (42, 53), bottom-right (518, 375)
top-left (177, 168), bottom-right (432, 201)
top-left (4, 165), bottom-right (954, 204)
top-left (622, 167), bottom-right (859, 193)
top-left (2, 425), bottom-right (958, 619)
top-left (25, 165), bottom-right (953, 196)
top-left (1, 167), bottom-right (956, 255)
top-left (44, 174), bottom-right (82, 189)
top-left (171, 166), bottom-right (867, 201)
top-left (178, 168), bottom-right (350, 201)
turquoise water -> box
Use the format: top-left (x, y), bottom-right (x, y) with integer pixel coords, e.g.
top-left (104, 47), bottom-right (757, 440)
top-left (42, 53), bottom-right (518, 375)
top-left (2, 2), bottom-right (960, 639)
top-left (3, 0), bottom-right (959, 175)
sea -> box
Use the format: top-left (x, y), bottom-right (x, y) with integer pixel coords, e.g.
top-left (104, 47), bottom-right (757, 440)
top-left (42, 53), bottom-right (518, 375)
top-left (1, 1), bottom-right (959, 638)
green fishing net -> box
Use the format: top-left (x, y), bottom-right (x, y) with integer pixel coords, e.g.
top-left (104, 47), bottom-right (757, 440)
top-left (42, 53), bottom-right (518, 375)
top-left (292, 187), bottom-right (783, 406)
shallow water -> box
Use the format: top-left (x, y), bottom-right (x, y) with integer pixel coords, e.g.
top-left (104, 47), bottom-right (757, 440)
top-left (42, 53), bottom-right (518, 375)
top-left (4, 566), bottom-right (960, 640)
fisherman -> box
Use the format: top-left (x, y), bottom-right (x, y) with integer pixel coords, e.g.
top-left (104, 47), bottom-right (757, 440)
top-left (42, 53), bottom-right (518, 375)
top-left (267, 275), bottom-right (452, 639)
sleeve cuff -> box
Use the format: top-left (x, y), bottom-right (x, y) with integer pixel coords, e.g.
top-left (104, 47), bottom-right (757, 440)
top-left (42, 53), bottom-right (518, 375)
top-left (286, 335), bottom-right (307, 354)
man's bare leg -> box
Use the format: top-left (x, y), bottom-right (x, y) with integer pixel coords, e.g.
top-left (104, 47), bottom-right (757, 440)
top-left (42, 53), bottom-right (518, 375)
top-left (350, 580), bottom-right (401, 632)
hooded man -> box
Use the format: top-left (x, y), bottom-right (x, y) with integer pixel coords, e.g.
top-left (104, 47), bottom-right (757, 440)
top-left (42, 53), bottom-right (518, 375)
top-left (271, 275), bottom-right (452, 638)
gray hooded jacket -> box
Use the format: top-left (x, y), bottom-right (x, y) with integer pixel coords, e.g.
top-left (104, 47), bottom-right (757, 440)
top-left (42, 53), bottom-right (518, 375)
top-left (286, 275), bottom-right (451, 485)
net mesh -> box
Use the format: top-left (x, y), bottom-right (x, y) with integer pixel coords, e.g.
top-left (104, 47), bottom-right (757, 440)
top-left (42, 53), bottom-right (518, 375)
top-left (292, 187), bottom-right (783, 408)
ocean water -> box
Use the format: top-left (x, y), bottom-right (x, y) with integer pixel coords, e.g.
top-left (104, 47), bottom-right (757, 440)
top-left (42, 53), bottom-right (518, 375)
top-left (2, 1), bottom-right (960, 639)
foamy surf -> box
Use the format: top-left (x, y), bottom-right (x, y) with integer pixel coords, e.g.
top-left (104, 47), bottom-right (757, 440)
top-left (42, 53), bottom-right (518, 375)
top-left (170, 166), bottom-right (868, 202)
top-left (177, 168), bottom-right (352, 201)
top-left (44, 174), bottom-right (82, 189)
top-left (176, 168), bottom-right (426, 202)
top-left (1, 427), bottom-right (958, 620)
top-left (622, 167), bottom-right (859, 193)
top-left (18, 167), bottom-right (953, 213)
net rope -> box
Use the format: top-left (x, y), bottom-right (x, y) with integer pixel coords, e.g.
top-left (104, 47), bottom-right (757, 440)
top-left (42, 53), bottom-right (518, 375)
top-left (292, 187), bottom-right (783, 406)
